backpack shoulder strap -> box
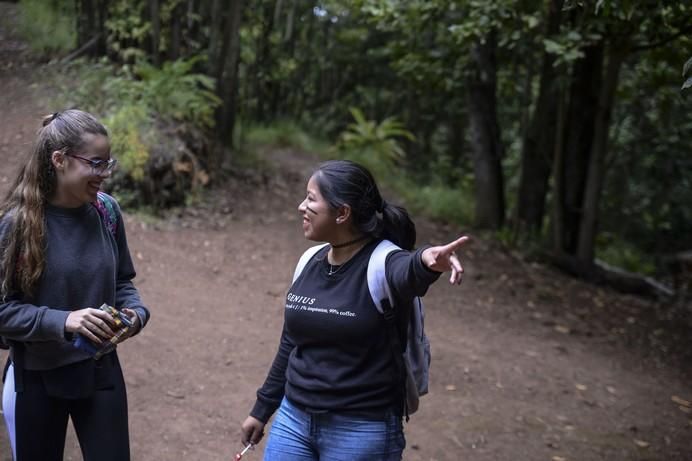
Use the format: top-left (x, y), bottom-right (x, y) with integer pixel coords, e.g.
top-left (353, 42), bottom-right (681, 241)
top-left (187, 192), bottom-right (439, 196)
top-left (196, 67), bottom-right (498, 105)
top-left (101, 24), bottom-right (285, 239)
top-left (94, 192), bottom-right (119, 238)
top-left (292, 243), bottom-right (329, 283)
top-left (367, 239), bottom-right (401, 313)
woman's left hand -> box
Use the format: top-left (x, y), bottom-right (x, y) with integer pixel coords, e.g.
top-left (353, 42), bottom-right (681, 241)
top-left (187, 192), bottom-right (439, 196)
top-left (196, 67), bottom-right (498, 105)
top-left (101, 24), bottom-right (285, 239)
top-left (421, 235), bottom-right (470, 284)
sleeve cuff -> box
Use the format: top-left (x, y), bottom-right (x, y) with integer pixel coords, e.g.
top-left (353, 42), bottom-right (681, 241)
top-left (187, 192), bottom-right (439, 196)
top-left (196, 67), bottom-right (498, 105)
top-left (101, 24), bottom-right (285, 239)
top-left (41, 309), bottom-right (71, 342)
top-left (416, 246), bottom-right (443, 274)
top-left (134, 307), bottom-right (148, 328)
top-left (250, 400), bottom-right (277, 424)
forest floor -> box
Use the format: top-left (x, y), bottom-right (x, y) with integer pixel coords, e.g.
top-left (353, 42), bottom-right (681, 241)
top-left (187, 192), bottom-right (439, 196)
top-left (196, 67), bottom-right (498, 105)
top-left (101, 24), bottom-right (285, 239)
top-left (0, 3), bottom-right (690, 460)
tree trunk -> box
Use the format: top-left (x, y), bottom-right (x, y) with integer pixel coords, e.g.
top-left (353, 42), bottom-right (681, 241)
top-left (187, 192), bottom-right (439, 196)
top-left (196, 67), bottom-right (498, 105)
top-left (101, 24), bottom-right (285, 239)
top-left (576, 46), bottom-right (625, 265)
top-left (189, 0), bottom-right (202, 42)
top-left (551, 78), bottom-right (568, 253)
top-left (77, 0), bottom-right (96, 51)
top-left (169, 1), bottom-right (182, 60)
top-left (284, 0), bottom-right (295, 42)
top-left (149, 0), bottom-right (161, 65)
top-left (466, 31), bottom-right (505, 229)
top-left (216, 0), bottom-right (244, 149)
top-left (254, 2), bottom-right (275, 121)
top-left (447, 111), bottom-right (466, 169)
top-left (95, 0), bottom-right (107, 55)
top-left (207, 0), bottom-right (223, 76)
top-left (515, 0), bottom-right (563, 235)
top-left (560, 43), bottom-right (603, 253)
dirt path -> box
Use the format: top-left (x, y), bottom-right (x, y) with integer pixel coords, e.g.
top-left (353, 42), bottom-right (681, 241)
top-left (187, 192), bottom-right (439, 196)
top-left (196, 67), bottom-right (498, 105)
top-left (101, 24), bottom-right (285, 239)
top-left (0, 3), bottom-right (690, 460)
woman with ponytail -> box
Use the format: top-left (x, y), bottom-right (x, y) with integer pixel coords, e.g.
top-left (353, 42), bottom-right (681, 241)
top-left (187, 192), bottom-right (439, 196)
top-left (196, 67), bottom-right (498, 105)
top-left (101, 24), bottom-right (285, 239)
top-left (0, 109), bottom-right (150, 461)
top-left (240, 160), bottom-right (468, 460)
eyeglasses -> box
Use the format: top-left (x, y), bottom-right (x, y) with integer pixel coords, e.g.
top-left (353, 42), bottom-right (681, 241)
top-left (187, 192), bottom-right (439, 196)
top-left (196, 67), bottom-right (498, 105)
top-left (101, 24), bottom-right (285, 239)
top-left (66, 153), bottom-right (118, 175)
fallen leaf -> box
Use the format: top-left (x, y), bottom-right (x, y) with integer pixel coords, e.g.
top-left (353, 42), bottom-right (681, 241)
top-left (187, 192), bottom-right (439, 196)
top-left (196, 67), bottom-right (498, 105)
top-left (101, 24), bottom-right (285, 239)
top-left (554, 325), bottom-right (570, 334)
top-left (575, 384), bottom-right (587, 391)
top-left (672, 395), bottom-right (690, 407)
top-left (633, 439), bottom-right (650, 448)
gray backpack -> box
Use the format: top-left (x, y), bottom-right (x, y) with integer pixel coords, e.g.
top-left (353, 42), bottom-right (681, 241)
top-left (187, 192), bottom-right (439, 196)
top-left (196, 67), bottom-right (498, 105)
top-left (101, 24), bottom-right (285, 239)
top-left (293, 239), bottom-right (431, 417)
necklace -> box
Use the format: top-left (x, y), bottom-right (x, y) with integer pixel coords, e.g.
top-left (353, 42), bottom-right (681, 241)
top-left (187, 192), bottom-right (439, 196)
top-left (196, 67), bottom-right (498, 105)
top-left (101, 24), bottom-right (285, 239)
top-left (327, 236), bottom-right (371, 276)
top-left (331, 234), bottom-right (369, 249)
top-left (327, 263), bottom-right (343, 276)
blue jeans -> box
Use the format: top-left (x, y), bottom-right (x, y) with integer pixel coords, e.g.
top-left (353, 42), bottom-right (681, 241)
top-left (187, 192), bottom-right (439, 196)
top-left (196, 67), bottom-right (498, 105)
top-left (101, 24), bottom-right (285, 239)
top-left (263, 397), bottom-right (405, 461)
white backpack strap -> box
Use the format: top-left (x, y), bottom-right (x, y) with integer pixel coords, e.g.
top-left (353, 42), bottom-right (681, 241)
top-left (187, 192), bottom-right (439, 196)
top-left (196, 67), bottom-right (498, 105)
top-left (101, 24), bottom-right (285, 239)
top-left (292, 243), bottom-right (329, 283)
top-left (367, 240), bottom-right (401, 313)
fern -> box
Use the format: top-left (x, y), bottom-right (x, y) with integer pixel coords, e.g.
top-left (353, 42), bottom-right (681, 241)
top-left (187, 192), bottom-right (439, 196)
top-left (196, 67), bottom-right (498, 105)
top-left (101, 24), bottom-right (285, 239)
top-left (335, 107), bottom-right (415, 164)
top-left (18, 0), bottom-right (75, 54)
top-left (134, 57), bottom-right (221, 129)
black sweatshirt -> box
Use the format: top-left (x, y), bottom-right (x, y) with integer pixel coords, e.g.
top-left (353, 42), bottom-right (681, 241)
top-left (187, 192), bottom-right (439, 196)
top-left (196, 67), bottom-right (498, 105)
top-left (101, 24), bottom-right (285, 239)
top-left (250, 239), bottom-right (440, 423)
top-left (0, 197), bottom-right (150, 370)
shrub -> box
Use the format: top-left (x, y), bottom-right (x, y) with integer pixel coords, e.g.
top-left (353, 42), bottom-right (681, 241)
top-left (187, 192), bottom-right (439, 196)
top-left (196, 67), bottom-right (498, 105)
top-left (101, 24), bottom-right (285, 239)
top-left (18, 0), bottom-right (75, 55)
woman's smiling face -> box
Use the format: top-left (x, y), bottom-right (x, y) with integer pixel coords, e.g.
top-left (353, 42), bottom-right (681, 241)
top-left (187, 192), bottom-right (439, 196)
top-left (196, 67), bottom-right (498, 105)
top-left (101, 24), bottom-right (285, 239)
top-left (298, 174), bottom-right (338, 242)
top-left (55, 133), bottom-right (113, 206)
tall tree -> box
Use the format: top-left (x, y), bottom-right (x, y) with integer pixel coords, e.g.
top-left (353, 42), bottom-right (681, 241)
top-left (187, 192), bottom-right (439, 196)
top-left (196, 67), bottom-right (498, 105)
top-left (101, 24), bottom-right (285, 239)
top-left (516, 0), bottom-right (563, 235)
top-left (466, 31), bottom-right (505, 229)
top-left (215, 0), bottom-right (245, 150)
top-left (149, 0), bottom-right (161, 65)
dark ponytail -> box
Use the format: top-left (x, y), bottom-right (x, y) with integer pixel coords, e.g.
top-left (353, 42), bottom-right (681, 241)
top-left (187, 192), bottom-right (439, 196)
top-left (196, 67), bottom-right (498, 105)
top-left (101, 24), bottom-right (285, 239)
top-left (312, 160), bottom-right (416, 250)
top-left (380, 201), bottom-right (416, 250)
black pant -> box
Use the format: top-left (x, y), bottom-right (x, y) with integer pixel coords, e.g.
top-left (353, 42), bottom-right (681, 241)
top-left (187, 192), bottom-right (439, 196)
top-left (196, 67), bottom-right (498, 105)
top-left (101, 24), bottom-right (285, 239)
top-left (5, 355), bottom-right (130, 461)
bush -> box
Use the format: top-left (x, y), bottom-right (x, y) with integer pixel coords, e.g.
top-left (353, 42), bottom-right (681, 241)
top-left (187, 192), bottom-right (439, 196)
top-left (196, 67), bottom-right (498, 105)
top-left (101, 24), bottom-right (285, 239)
top-left (596, 234), bottom-right (657, 275)
top-left (53, 57), bottom-right (220, 209)
top-left (103, 104), bottom-right (150, 182)
top-left (240, 120), bottom-right (328, 154)
top-left (18, 0), bottom-right (75, 55)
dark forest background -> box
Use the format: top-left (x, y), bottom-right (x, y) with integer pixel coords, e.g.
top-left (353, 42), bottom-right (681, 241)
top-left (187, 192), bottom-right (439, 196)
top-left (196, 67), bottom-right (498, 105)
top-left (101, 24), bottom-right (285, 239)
top-left (13, 0), bottom-right (692, 299)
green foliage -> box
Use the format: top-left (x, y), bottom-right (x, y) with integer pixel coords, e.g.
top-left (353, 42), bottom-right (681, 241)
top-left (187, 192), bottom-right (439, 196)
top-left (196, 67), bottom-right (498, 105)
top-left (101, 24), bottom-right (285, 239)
top-left (394, 179), bottom-right (474, 226)
top-left (58, 57), bottom-right (219, 131)
top-left (53, 57), bottom-right (220, 207)
top-left (102, 105), bottom-right (150, 182)
top-left (18, 0), bottom-right (75, 55)
top-left (334, 108), bottom-right (414, 164)
top-left (30, 0), bottom-right (692, 271)
top-left (105, 0), bottom-right (149, 62)
top-left (596, 235), bottom-right (656, 275)
top-left (602, 43), bottom-right (692, 265)
top-left (134, 57), bottom-right (221, 129)
top-left (240, 120), bottom-right (329, 154)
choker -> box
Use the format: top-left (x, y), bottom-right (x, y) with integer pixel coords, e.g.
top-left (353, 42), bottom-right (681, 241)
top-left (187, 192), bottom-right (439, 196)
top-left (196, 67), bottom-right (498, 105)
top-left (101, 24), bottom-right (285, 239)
top-left (331, 235), bottom-right (369, 249)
